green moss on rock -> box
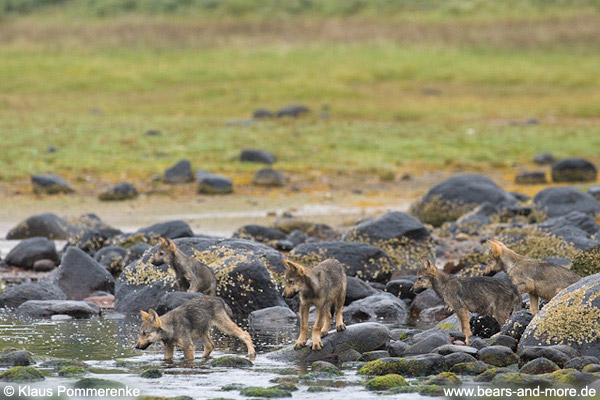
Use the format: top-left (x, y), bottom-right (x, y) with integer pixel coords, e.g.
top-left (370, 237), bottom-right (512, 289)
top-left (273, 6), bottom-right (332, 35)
top-left (423, 372), bottom-right (461, 385)
top-left (571, 245), bottom-right (600, 277)
top-left (239, 386), bottom-right (292, 398)
top-left (365, 374), bottom-right (408, 390)
top-left (449, 361), bottom-right (489, 375)
top-left (0, 366), bottom-right (44, 382)
top-left (58, 366), bottom-right (87, 377)
top-left (211, 356), bottom-right (253, 368)
top-left (140, 367), bottom-right (163, 378)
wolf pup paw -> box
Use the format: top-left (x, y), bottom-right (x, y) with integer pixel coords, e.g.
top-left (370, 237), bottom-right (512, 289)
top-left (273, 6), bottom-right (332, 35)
top-left (248, 352), bottom-right (256, 361)
top-left (294, 340), bottom-right (307, 350)
top-left (336, 323), bottom-right (346, 332)
top-left (311, 339), bottom-right (323, 351)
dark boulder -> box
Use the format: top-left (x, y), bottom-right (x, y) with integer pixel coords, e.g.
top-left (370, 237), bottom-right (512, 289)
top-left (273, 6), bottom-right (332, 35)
top-left (470, 314), bottom-right (501, 338)
top-left (342, 211), bottom-right (430, 244)
top-left (7, 213), bottom-right (75, 240)
top-left (345, 276), bottom-right (378, 305)
top-left (486, 335), bottom-right (517, 352)
top-left (432, 344), bottom-right (478, 357)
top-left (444, 353), bottom-right (477, 369)
top-left (253, 168), bottom-right (286, 187)
top-left (403, 333), bottom-right (452, 356)
top-left (520, 357), bottom-right (559, 374)
top-left (137, 220), bottom-right (194, 239)
top-left (519, 273), bottom-right (600, 357)
top-left (240, 149), bottom-right (276, 164)
top-left (385, 278), bottom-right (416, 300)
top-left (565, 356), bottom-right (600, 371)
top-left (155, 292), bottom-right (202, 315)
top-left (533, 153), bottom-right (555, 165)
top-left (164, 160), bottom-right (193, 183)
top-left (290, 241), bottom-right (395, 283)
top-left (232, 225), bottom-right (287, 244)
top-left (98, 183), bottom-right (138, 201)
top-left (410, 289), bottom-right (444, 314)
top-left (551, 158), bottom-right (597, 183)
top-left (518, 347), bottom-right (571, 368)
top-left (196, 171), bottom-right (233, 194)
top-left (252, 109), bottom-right (272, 119)
top-left (478, 346), bottom-right (518, 367)
top-left (0, 351), bottom-right (34, 367)
top-left (5, 237), bottom-right (59, 269)
top-left (0, 282), bottom-right (66, 308)
top-left (94, 246), bottom-right (127, 275)
top-left (54, 247), bottom-right (115, 300)
top-left (534, 187), bottom-right (600, 218)
top-left (16, 300), bottom-right (100, 319)
top-left (31, 174), bottom-right (74, 194)
top-left (343, 292), bottom-right (409, 324)
top-left (276, 105), bottom-right (309, 118)
top-left (515, 171), bottom-right (547, 185)
top-left (248, 306), bottom-right (298, 329)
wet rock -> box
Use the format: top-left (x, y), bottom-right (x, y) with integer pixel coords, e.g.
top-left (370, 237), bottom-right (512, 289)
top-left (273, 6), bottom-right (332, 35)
top-left (253, 109), bottom-right (272, 119)
top-left (420, 305), bottom-right (452, 323)
top-left (232, 225), bottom-right (287, 244)
top-left (0, 282), bottom-right (66, 308)
top-left (338, 349), bottom-right (361, 362)
top-left (240, 149), bottom-right (277, 164)
top-left (345, 276), bottom-right (378, 305)
top-left (342, 212), bottom-right (430, 244)
top-left (471, 315), bottom-right (501, 338)
top-left (7, 213), bottom-right (76, 240)
top-left (365, 374), bottom-right (408, 390)
top-left (564, 356), bottom-right (599, 371)
top-left (520, 357), bottom-right (559, 374)
top-left (387, 341), bottom-right (409, 357)
top-left (533, 153), bottom-right (555, 165)
top-left (588, 186), bottom-right (600, 201)
top-left (98, 183), bottom-right (138, 201)
top-left (478, 346), bottom-right (518, 367)
top-left (16, 300), bottom-right (100, 318)
top-left (543, 368), bottom-right (598, 386)
top-left (519, 347), bottom-right (571, 368)
top-left (424, 371), bottom-right (461, 386)
top-left (449, 361), bottom-right (489, 375)
top-left (33, 259), bottom-right (56, 272)
top-left (534, 187), bottom-right (600, 218)
top-left (31, 174), bottom-right (74, 194)
top-left (432, 344), bottom-right (478, 357)
top-left (276, 105), bottom-right (309, 118)
top-left (444, 353), bottom-right (477, 369)
top-left (122, 243), bottom-right (152, 266)
top-left (155, 292), bottom-right (202, 315)
top-left (0, 350), bottom-right (34, 367)
top-left (137, 220), bottom-right (194, 239)
top-left (268, 322), bottom-right (391, 363)
top-left (0, 366), bottom-right (44, 382)
top-left (410, 174), bottom-right (518, 226)
top-left (291, 241), bottom-right (395, 283)
top-left (248, 306), bottom-right (298, 328)
top-left (164, 160), bottom-right (193, 183)
top-left (94, 246), bottom-right (127, 275)
top-left (410, 289), bottom-right (444, 314)
top-left (210, 356), bottom-right (253, 368)
top-left (486, 335), bottom-right (517, 352)
top-left (467, 337), bottom-right (489, 350)
top-left (551, 158), bottom-right (597, 183)
top-left (404, 333), bottom-right (451, 356)
top-left (515, 171), bottom-right (547, 185)
top-left (196, 171), bottom-right (233, 194)
top-left (491, 372), bottom-right (552, 387)
top-left (115, 277), bottom-right (176, 314)
top-left (474, 367), bottom-right (514, 382)
top-left (357, 350), bottom-right (390, 362)
top-left (519, 273), bottom-right (600, 357)
top-left (359, 354), bottom-right (446, 377)
top-left (253, 168), bottom-right (286, 187)
top-left (500, 310), bottom-right (533, 340)
top-left (54, 247), bottom-right (115, 300)
top-left (385, 278), bottom-right (416, 300)
top-left (343, 292), bottom-right (408, 324)
top-left (5, 237), bottom-right (59, 269)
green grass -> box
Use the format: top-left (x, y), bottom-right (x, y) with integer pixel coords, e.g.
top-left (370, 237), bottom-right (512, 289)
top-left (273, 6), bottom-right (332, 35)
top-left (0, 5), bottom-right (599, 186)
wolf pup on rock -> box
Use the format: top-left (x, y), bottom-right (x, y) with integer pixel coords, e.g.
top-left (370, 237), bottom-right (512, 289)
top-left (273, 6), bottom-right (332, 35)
top-left (412, 259), bottom-right (521, 345)
top-left (283, 259), bottom-right (346, 351)
top-left (485, 239), bottom-right (581, 315)
top-left (151, 237), bottom-right (217, 295)
top-left (135, 296), bottom-right (256, 361)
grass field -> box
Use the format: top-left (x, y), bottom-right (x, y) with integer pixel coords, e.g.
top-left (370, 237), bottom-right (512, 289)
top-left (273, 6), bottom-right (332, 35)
top-left (0, 1), bottom-right (599, 190)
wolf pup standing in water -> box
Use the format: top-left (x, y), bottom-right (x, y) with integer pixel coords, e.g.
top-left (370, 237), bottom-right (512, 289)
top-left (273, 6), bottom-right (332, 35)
top-left (282, 259), bottom-right (347, 351)
top-left (151, 237), bottom-right (217, 295)
top-left (412, 259), bottom-right (521, 345)
top-left (485, 239), bottom-right (581, 315)
top-left (135, 296), bottom-right (256, 361)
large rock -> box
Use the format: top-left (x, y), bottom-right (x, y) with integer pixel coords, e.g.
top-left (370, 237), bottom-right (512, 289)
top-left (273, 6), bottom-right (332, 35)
top-left (54, 247), bottom-right (115, 300)
top-left (98, 183), bottom-right (138, 201)
top-left (0, 282), bottom-right (66, 308)
top-left (343, 212), bottom-right (430, 244)
top-left (478, 346), bottom-right (518, 367)
top-left (136, 220), bottom-right (194, 239)
top-left (345, 276), bottom-right (378, 305)
top-left (155, 292), bottom-right (202, 315)
top-left (31, 174), bottom-right (74, 194)
top-left (16, 300), bottom-right (100, 319)
top-left (7, 214), bottom-right (75, 240)
top-left (290, 241), bottom-right (395, 283)
top-left (196, 171), bottom-right (233, 194)
top-left (5, 237), bottom-right (59, 269)
top-left (404, 333), bottom-right (452, 356)
top-left (534, 187), bottom-right (600, 218)
top-left (94, 246), bottom-right (127, 275)
top-left (240, 149), bottom-right (276, 164)
top-left (248, 306), bottom-right (298, 328)
top-left (164, 160), bottom-right (193, 183)
top-left (410, 174), bottom-right (518, 226)
top-left (518, 347), bottom-right (571, 368)
top-left (551, 158), bottom-right (597, 183)
top-left (343, 292), bottom-right (409, 324)
top-left (268, 322), bottom-right (391, 362)
top-left (232, 225), bottom-right (287, 244)
top-left (520, 273), bottom-right (600, 357)
top-left (253, 168), bottom-right (286, 187)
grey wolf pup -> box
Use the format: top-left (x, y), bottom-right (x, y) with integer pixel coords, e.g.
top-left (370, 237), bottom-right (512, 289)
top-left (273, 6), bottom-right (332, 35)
top-left (485, 239), bottom-right (580, 315)
top-left (151, 237), bottom-right (217, 296)
top-left (135, 296), bottom-right (256, 360)
top-left (282, 259), bottom-right (347, 351)
top-left (412, 259), bottom-right (521, 345)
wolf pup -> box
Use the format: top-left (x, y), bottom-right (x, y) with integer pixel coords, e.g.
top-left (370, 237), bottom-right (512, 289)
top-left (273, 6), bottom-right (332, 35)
top-left (135, 296), bottom-right (256, 361)
top-left (151, 237), bottom-right (217, 296)
top-left (412, 259), bottom-right (521, 345)
top-left (282, 259), bottom-right (346, 351)
top-left (485, 239), bottom-right (580, 315)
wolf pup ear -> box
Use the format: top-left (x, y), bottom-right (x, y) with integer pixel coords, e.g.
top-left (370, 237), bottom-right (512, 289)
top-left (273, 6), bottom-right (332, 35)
top-left (159, 237), bottom-right (167, 246)
top-left (140, 310), bottom-right (149, 320)
top-left (488, 240), bottom-right (503, 257)
top-left (425, 259), bottom-right (437, 273)
top-left (148, 309), bottom-right (162, 328)
top-left (166, 238), bottom-right (176, 251)
top-left (283, 259), bottom-right (306, 276)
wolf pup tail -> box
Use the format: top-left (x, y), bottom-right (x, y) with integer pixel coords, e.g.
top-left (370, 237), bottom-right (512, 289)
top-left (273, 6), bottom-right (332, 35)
top-left (217, 297), bottom-right (234, 319)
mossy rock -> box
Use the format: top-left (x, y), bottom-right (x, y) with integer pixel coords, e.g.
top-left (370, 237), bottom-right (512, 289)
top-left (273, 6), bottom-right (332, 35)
top-left (491, 372), bottom-right (551, 387)
top-left (269, 376), bottom-right (299, 384)
top-left (306, 386), bottom-right (330, 392)
top-left (239, 386), bottom-right (292, 398)
top-left (410, 196), bottom-right (475, 227)
top-left (221, 383), bottom-right (245, 391)
top-left (39, 358), bottom-right (89, 370)
top-left (474, 367), bottom-right (514, 382)
top-left (58, 366), bottom-right (87, 377)
top-left (359, 355), bottom-right (445, 378)
top-left (211, 356), bottom-right (253, 368)
top-left (494, 226), bottom-right (577, 260)
top-left (365, 374), bottom-right (408, 390)
top-left (423, 372), bottom-right (461, 385)
top-left (541, 368), bottom-right (598, 386)
top-left (583, 364), bottom-right (600, 373)
top-left (141, 367), bottom-right (163, 379)
top-left (310, 362), bottom-right (342, 377)
top-left (271, 382), bottom-right (298, 391)
top-left (449, 361), bottom-right (489, 375)
top-left (0, 366), bottom-right (44, 382)
top-left (74, 378), bottom-right (125, 389)
top-left (571, 245), bottom-right (600, 277)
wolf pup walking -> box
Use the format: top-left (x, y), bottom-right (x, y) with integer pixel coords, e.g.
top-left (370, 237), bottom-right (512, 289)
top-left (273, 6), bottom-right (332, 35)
top-left (485, 239), bottom-right (581, 315)
top-left (151, 237), bottom-right (217, 295)
top-left (282, 259), bottom-right (346, 351)
top-left (412, 259), bottom-right (521, 345)
top-left (135, 296), bottom-right (256, 361)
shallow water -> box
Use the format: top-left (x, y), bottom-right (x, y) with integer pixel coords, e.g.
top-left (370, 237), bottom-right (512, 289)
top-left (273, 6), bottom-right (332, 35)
top-left (0, 311), bottom-right (427, 400)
